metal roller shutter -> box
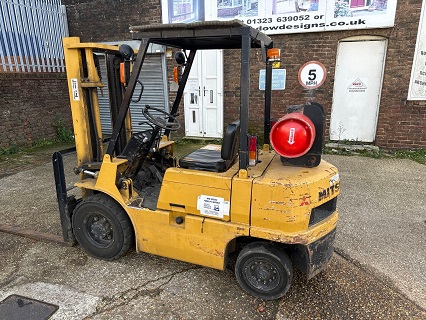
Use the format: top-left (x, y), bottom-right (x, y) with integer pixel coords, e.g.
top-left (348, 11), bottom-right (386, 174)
top-left (97, 49), bottom-right (168, 135)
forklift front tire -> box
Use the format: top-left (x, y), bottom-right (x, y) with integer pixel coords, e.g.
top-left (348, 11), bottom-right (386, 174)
top-left (235, 242), bottom-right (293, 300)
top-left (72, 194), bottom-right (134, 260)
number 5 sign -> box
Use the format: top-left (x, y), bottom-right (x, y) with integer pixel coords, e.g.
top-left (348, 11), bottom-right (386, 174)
top-left (298, 61), bottom-right (327, 89)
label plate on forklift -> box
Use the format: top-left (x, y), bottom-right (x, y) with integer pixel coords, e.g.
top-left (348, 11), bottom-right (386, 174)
top-left (197, 195), bottom-right (230, 218)
top-left (71, 78), bottom-right (80, 101)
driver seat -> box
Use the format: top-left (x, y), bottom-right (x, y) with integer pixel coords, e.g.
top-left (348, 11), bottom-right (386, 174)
top-left (179, 120), bottom-right (240, 172)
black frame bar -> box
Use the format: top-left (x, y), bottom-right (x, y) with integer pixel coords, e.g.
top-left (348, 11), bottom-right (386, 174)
top-left (263, 61), bottom-right (273, 145)
top-left (239, 33), bottom-right (251, 169)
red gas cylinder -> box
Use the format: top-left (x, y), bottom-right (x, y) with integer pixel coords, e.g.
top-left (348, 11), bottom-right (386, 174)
top-left (270, 113), bottom-right (316, 158)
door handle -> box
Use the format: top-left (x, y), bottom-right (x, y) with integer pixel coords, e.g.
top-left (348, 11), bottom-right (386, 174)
top-left (203, 86), bottom-right (208, 96)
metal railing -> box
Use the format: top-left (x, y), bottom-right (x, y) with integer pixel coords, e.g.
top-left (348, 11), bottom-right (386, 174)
top-left (0, 0), bottom-right (69, 73)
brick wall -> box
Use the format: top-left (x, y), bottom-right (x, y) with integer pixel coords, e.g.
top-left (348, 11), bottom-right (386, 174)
top-left (64, 0), bottom-right (162, 42)
top-left (222, 0), bottom-right (425, 150)
top-left (0, 0), bottom-right (163, 149)
top-left (0, 73), bottom-right (71, 148)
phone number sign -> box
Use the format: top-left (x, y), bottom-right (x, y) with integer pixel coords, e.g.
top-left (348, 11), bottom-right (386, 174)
top-left (298, 61), bottom-right (326, 89)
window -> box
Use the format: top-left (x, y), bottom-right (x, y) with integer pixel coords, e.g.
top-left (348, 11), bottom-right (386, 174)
top-left (218, 0), bottom-right (243, 7)
top-left (217, 0), bottom-right (258, 18)
top-left (168, 0), bottom-right (205, 23)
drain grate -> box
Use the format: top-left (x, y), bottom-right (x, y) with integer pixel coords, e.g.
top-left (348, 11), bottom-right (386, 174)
top-left (0, 295), bottom-right (58, 320)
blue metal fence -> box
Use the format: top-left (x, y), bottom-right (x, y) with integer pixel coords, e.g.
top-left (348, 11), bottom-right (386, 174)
top-left (0, 0), bottom-right (68, 73)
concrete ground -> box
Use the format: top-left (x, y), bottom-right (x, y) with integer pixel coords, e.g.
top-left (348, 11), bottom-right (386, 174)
top-left (329, 155), bottom-right (426, 310)
top-left (0, 152), bottom-right (425, 319)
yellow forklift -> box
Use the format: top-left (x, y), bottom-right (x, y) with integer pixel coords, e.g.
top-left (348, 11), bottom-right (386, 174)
top-left (53, 20), bottom-right (340, 300)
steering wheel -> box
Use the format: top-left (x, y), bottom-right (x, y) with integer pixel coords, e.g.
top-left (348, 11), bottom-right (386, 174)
top-left (142, 105), bottom-right (180, 131)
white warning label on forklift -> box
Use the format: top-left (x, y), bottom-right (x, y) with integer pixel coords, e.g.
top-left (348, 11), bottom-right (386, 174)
top-left (71, 78), bottom-right (80, 101)
top-left (197, 195), bottom-right (229, 219)
top-left (330, 173), bottom-right (340, 186)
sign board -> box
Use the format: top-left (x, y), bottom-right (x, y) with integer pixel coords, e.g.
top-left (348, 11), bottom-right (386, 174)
top-left (408, 0), bottom-right (426, 100)
top-left (197, 195), bottom-right (230, 219)
top-left (161, 0), bottom-right (397, 35)
top-left (298, 61), bottom-right (326, 89)
top-left (259, 69), bottom-right (286, 90)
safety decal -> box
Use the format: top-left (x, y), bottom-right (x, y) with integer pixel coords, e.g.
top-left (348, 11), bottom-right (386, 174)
top-left (347, 78), bottom-right (368, 93)
top-left (197, 195), bottom-right (230, 219)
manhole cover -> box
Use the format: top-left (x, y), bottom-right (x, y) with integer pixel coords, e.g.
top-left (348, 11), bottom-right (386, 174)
top-left (0, 295), bottom-right (58, 320)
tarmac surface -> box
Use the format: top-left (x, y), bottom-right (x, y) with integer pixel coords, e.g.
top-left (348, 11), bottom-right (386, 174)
top-left (0, 152), bottom-right (425, 319)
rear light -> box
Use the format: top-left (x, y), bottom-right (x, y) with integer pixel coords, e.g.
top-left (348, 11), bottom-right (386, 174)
top-left (270, 113), bottom-right (315, 158)
top-left (249, 135), bottom-right (258, 166)
top-left (270, 103), bottom-right (325, 167)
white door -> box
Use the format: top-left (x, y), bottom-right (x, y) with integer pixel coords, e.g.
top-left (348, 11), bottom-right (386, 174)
top-left (330, 40), bottom-right (387, 142)
top-left (184, 50), bottom-right (223, 138)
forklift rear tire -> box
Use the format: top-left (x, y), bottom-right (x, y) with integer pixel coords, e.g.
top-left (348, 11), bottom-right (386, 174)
top-left (72, 193), bottom-right (134, 260)
top-left (235, 242), bottom-right (293, 300)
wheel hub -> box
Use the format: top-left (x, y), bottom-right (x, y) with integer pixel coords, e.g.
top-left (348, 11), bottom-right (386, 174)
top-left (247, 260), bottom-right (279, 287)
top-left (89, 215), bottom-right (112, 242)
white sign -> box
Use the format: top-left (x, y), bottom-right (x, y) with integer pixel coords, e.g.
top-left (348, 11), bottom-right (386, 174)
top-left (298, 61), bottom-right (326, 89)
top-left (161, 0), bottom-right (397, 35)
top-left (185, 79), bottom-right (199, 93)
top-left (197, 195), bottom-right (230, 219)
top-left (71, 78), bottom-right (80, 101)
top-left (408, 0), bottom-right (426, 100)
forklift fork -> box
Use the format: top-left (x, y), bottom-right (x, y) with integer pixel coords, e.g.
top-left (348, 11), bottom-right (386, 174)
top-left (52, 150), bottom-right (78, 246)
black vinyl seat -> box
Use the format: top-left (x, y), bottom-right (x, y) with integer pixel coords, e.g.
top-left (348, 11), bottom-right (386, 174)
top-left (179, 120), bottom-right (240, 172)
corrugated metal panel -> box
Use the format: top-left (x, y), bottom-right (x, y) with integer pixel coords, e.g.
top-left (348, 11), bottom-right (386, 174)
top-left (97, 56), bottom-right (112, 134)
top-left (0, 0), bottom-right (68, 73)
top-left (97, 53), bottom-right (168, 135)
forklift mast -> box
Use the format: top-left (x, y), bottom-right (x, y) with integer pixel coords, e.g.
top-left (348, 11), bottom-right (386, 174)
top-left (62, 39), bottom-right (134, 166)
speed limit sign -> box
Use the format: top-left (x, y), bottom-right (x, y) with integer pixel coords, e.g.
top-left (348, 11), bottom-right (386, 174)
top-left (298, 61), bottom-right (326, 89)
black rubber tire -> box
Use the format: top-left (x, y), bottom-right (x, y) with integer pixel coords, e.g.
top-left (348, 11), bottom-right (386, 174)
top-left (72, 193), bottom-right (134, 260)
top-left (235, 242), bottom-right (293, 300)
